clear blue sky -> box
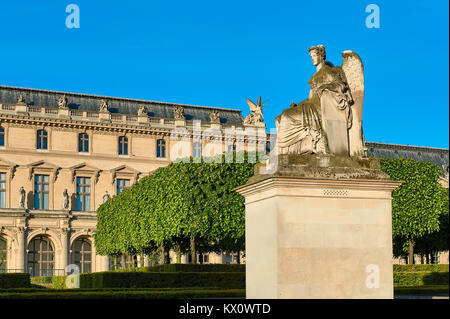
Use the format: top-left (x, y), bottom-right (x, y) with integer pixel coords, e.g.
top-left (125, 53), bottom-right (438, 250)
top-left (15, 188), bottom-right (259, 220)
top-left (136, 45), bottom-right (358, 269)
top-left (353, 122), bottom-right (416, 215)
top-left (0, 0), bottom-right (448, 148)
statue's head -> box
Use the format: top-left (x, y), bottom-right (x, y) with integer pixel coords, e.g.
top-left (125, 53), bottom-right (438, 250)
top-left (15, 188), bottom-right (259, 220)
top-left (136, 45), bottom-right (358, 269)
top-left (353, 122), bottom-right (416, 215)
top-left (308, 45), bottom-right (326, 66)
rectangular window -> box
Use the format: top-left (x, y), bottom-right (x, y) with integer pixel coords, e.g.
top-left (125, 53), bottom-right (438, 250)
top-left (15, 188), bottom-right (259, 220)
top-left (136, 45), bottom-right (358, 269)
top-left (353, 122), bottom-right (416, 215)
top-left (116, 179), bottom-right (130, 195)
top-left (78, 133), bottom-right (89, 152)
top-left (0, 127), bottom-right (4, 146)
top-left (34, 175), bottom-right (49, 210)
top-left (118, 137), bottom-right (128, 155)
top-left (36, 130), bottom-right (48, 150)
top-left (157, 139), bottom-right (166, 158)
top-left (0, 173), bottom-right (6, 208)
top-left (227, 143), bottom-right (236, 153)
top-left (76, 177), bottom-right (91, 211)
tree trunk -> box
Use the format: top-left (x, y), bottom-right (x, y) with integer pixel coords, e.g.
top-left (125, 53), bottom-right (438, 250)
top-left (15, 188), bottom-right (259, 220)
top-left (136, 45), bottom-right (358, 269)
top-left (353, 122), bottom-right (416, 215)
top-left (176, 243), bottom-right (181, 264)
top-left (151, 251), bottom-right (156, 266)
top-left (160, 244), bottom-right (165, 265)
top-left (140, 251), bottom-right (144, 267)
top-left (165, 249), bottom-right (170, 264)
top-left (199, 252), bottom-right (203, 264)
top-left (236, 251), bottom-right (241, 264)
top-left (190, 237), bottom-right (197, 264)
top-left (425, 253), bottom-right (430, 264)
top-left (408, 239), bottom-right (414, 265)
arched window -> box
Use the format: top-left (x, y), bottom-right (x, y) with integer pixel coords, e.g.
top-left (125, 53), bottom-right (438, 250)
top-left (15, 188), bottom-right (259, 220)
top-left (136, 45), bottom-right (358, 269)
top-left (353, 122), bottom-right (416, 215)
top-left (0, 237), bottom-right (6, 271)
top-left (27, 236), bottom-right (54, 277)
top-left (193, 141), bottom-right (202, 158)
top-left (157, 139), bottom-right (166, 158)
top-left (71, 238), bottom-right (92, 273)
top-left (118, 136), bottom-right (128, 155)
top-left (78, 133), bottom-right (89, 152)
top-left (36, 129), bottom-right (48, 149)
top-left (0, 126), bottom-right (5, 146)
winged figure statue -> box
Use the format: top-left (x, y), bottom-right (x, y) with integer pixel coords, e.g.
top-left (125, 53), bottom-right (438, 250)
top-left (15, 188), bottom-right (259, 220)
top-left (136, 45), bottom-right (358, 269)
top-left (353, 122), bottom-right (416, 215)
top-left (275, 45), bottom-right (365, 156)
top-left (244, 96), bottom-right (267, 125)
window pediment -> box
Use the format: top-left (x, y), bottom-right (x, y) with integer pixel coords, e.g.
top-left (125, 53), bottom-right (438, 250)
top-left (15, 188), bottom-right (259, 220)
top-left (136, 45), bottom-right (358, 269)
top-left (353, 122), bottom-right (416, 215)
top-left (68, 163), bottom-right (101, 183)
top-left (0, 158), bottom-right (17, 180)
top-left (26, 160), bottom-right (61, 182)
top-left (109, 165), bottom-right (140, 185)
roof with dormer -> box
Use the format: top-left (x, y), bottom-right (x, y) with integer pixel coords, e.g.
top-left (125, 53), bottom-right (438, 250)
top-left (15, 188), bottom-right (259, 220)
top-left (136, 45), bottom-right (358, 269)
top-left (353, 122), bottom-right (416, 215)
top-left (0, 85), bottom-right (244, 125)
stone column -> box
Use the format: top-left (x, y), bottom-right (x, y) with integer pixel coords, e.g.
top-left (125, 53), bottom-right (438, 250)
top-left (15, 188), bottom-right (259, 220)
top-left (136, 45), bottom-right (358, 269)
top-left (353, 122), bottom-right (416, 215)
top-left (16, 227), bottom-right (26, 273)
top-left (96, 255), bottom-right (109, 272)
top-left (236, 155), bottom-right (401, 299)
top-left (60, 228), bottom-right (69, 273)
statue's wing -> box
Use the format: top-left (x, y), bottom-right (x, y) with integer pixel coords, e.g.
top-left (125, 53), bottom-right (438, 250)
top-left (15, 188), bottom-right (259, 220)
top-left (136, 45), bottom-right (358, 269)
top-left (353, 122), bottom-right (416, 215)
top-left (341, 50), bottom-right (365, 156)
top-left (246, 98), bottom-right (258, 112)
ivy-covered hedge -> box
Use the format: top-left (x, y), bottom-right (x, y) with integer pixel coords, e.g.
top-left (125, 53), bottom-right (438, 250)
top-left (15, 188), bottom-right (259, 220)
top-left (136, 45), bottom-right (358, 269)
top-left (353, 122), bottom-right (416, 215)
top-left (0, 273), bottom-right (30, 288)
top-left (114, 264), bottom-right (245, 273)
top-left (79, 271), bottom-right (245, 289)
top-left (393, 271), bottom-right (449, 286)
top-left (0, 288), bottom-right (245, 299)
top-left (393, 264), bottom-right (449, 273)
top-left (31, 275), bottom-right (68, 289)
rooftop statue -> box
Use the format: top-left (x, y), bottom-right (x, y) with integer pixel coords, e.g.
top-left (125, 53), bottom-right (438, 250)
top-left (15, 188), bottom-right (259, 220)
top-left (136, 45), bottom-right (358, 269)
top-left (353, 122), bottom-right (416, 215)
top-left (137, 104), bottom-right (147, 116)
top-left (99, 99), bottom-right (109, 113)
top-left (174, 106), bottom-right (185, 120)
top-left (17, 94), bottom-right (26, 105)
top-left (210, 110), bottom-right (220, 124)
top-left (58, 95), bottom-right (68, 109)
top-left (244, 96), bottom-right (267, 125)
top-left (275, 45), bottom-right (365, 156)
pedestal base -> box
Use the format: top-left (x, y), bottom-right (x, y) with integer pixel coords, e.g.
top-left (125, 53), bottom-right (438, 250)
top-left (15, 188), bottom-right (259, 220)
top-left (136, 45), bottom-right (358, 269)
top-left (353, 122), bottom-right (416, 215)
top-left (236, 155), bottom-right (400, 299)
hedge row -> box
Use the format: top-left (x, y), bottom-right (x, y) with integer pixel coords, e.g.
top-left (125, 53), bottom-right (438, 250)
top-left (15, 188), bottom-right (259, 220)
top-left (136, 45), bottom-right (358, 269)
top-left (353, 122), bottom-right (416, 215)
top-left (393, 264), bottom-right (449, 273)
top-left (394, 285), bottom-right (449, 295)
top-left (0, 273), bottom-right (31, 289)
top-left (31, 276), bottom-right (68, 289)
top-left (79, 271), bottom-right (245, 289)
top-left (0, 288), bottom-right (246, 299)
top-left (393, 271), bottom-right (449, 286)
top-left (114, 264), bottom-right (245, 273)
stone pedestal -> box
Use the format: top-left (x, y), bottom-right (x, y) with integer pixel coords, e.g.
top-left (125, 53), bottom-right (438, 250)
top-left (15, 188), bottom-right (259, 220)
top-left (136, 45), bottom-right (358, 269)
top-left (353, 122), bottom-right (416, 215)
top-left (236, 154), bottom-right (401, 299)
top-left (58, 108), bottom-right (71, 118)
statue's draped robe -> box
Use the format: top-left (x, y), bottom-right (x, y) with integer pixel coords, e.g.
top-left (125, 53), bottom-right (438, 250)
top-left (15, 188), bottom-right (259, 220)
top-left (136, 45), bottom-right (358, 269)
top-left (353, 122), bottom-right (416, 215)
top-left (275, 64), bottom-right (353, 155)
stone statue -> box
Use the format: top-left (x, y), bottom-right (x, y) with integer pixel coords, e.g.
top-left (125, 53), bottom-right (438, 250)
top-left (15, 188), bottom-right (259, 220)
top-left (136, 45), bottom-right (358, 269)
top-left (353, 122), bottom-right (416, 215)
top-left (17, 94), bottom-right (26, 105)
top-left (99, 99), bottom-right (109, 113)
top-left (58, 95), bottom-right (68, 109)
top-left (19, 187), bottom-right (26, 208)
top-left (138, 104), bottom-right (147, 116)
top-left (275, 45), bottom-right (365, 156)
top-left (174, 106), bottom-right (185, 120)
top-left (63, 189), bottom-right (70, 210)
top-left (210, 110), bottom-right (220, 124)
top-left (244, 96), bottom-right (266, 125)
top-left (103, 191), bottom-right (111, 203)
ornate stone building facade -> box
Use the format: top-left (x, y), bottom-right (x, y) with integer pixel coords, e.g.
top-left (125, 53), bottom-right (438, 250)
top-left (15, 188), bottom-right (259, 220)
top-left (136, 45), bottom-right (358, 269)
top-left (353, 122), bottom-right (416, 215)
top-left (0, 85), bottom-right (266, 275)
top-left (0, 85), bottom-right (448, 276)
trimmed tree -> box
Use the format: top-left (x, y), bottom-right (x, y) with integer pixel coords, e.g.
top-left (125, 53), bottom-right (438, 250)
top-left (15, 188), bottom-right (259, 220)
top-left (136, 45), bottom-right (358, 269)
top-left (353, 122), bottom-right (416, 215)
top-left (380, 158), bottom-right (448, 264)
